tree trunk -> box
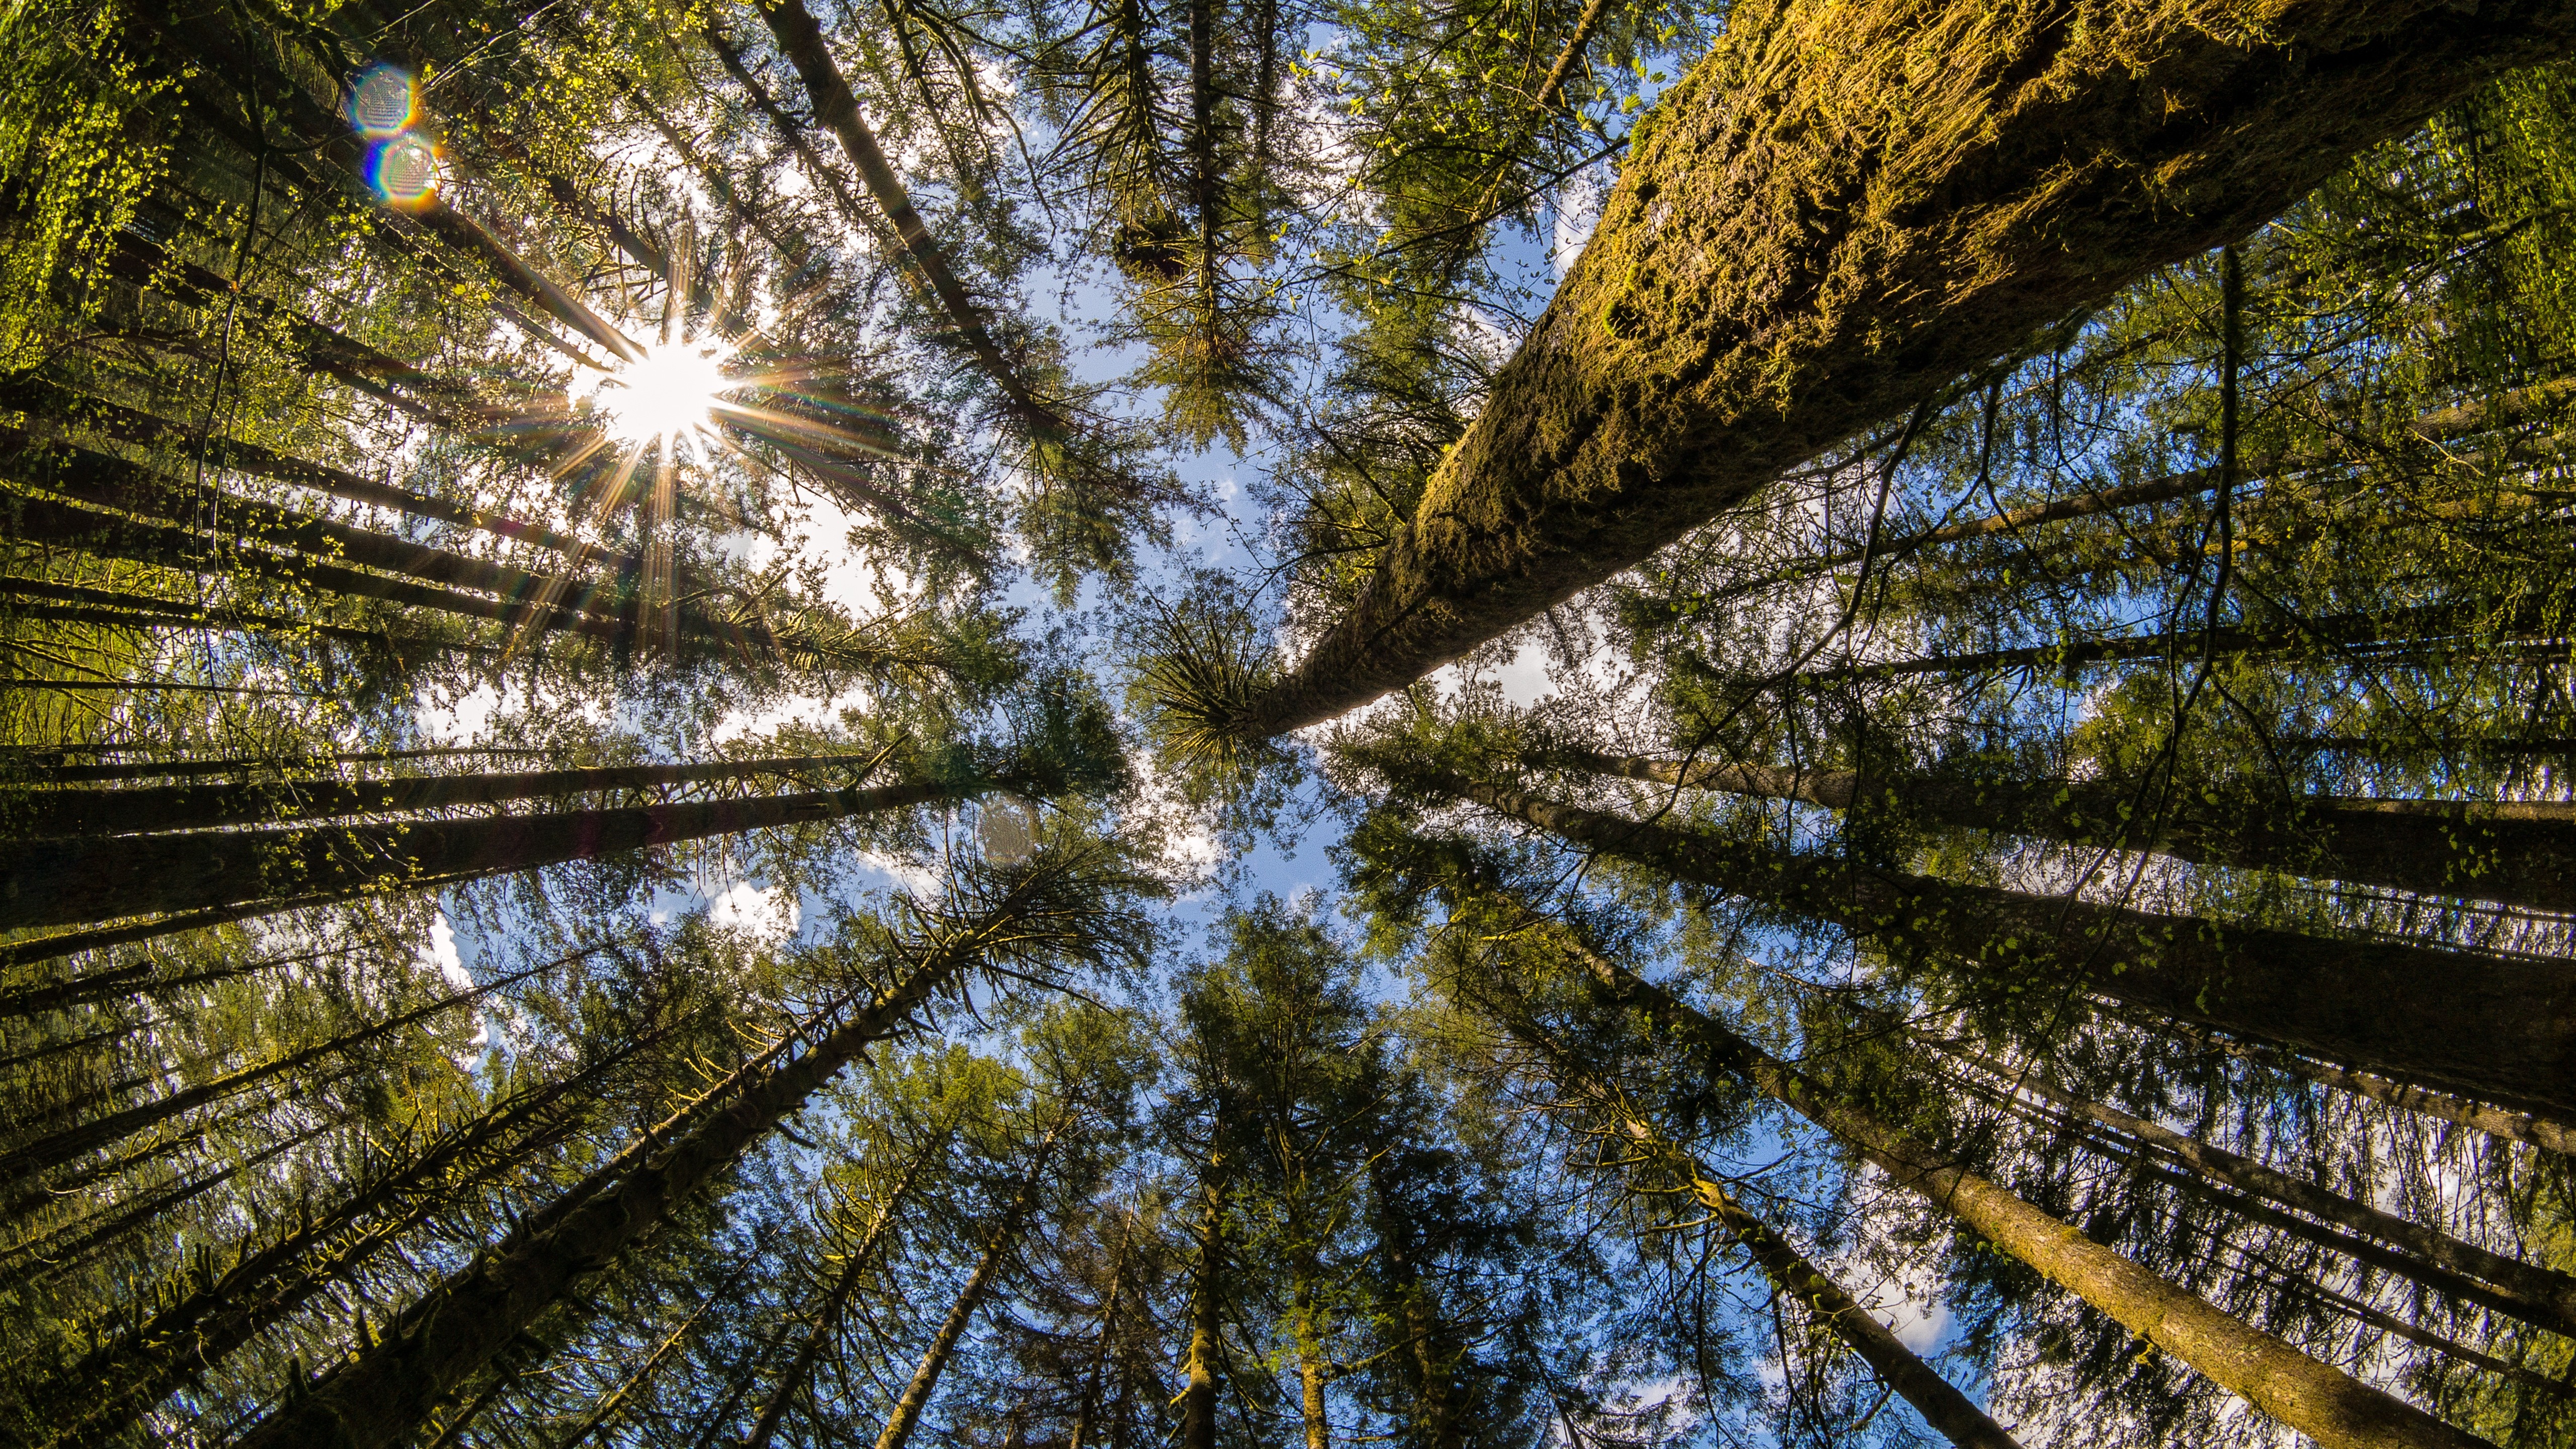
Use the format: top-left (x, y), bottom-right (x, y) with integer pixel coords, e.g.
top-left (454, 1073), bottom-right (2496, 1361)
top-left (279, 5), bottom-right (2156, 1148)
top-left (2142, 1017), bottom-right (2576, 1157)
top-left (1550, 931), bottom-right (2494, 1449)
top-left (1367, 1157), bottom-right (1460, 1449)
top-left (871, 1117), bottom-right (1064, 1449)
top-left (745, 1149), bottom-right (935, 1449)
top-left (58, 1036), bottom-right (642, 1443)
top-left (231, 861), bottom-right (1064, 1449)
top-left (11, 745), bottom-right (556, 785)
top-left (0, 375), bottom-right (573, 550)
top-left (1232, 0), bottom-right (2576, 736)
top-left (1512, 1027), bottom-right (2022, 1449)
top-left (5, 751), bottom-right (886, 838)
top-left (1066, 1217), bottom-right (1133, 1449)
top-left (1181, 1169), bottom-right (1224, 1449)
top-left (1423, 770), bottom-right (2576, 1116)
top-left (1293, 1274), bottom-right (1330, 1449)
top-left (0, 580), bottom-right (478, 660)
top-left (0, 779), bottom-right (959, 931)
top-left (1544, 746), bottom-right (2576, 915)
top-left (754, 0), bottom-right (1065, 437)
top-left (1924, 1035), bottom-right (2576, 1336)
top-left (0, 948), bottom-right (586, 1185)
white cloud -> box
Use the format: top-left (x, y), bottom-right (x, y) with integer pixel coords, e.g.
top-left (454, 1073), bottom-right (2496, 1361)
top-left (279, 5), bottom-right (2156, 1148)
top-left (417, 911), bottom-right (492, 1068)
top-left (707, 878), bottom-right (800, 946)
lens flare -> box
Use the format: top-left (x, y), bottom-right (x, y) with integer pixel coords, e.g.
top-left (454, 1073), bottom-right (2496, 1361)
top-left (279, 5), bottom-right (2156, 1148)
top-left (367, 134), bottom-right (440, 207)
top-left (591, 342), bottom-right (736, 448)
top-left (346, 64), bottom-right (418, 137)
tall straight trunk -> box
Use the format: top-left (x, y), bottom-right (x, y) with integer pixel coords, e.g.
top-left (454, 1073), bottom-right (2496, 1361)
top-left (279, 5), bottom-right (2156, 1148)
top-left (232, 862), bottom-right (1062, 1449)
top-left (1066, 1218), bottom-right (1134, 1449)
top-left (6, 431), bottom-right (636, 620)
top-left (57, 1037), bottom-right (642, 1444)
top-left (1188, 0), bottom-right (1219, 318)
top-left (1230, 0), bottom-right (2576, 737)
top-left (0, 779), bottom-right (961, 932)
top-left (0, 861), bottom-right (495, 972)
top-left (1514, 1031), bottom-right (2021, 1449)
top-left (0, 376), bottom-right (573, 550)
top-left (5, 751), bottom-right (885, 838)
top-left (1544, 747), bottom-right (2576, 915)
top-left (0, 580), bottom-right (477, 658)
top-left (1798, 601), bottom-right (2558, 684)
top-left (744, 1149), bottom-right (937, 1449)
top-left (0, 948), bottom-right (587, 1185)
top-left (2142, 1017), bottom-right (2576, 1157)
top-left (11, 745), bottom-right (556, 785)
top-left (1545, 931), bottom-right (2492, 1449)
top-left (1181, 1169), bottom-right (1224, 1449)
top-left (1421, 770), bottom-right (2576, 1116)
top-left (755, 0), bottom-right (1066, 437)
top-left (1924, 1036), bottom-right (2576, 1336)
top-left (1293, 1273), bottom-right (1330, 1449)
top-left (1367, 1159), bottom-right (1460, 1449)
top-left (870, 1117), bottom-right (1065, 1449)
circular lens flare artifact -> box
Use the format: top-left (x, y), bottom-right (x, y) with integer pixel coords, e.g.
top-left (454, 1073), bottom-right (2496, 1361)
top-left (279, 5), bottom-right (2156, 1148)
top-left (368, 134), bottom-right (440, 207)
top-left (346, 64), bottom-right (418, 138)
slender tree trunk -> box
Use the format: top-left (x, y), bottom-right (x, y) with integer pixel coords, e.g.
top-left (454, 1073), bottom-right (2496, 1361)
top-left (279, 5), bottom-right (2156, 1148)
top-left (1066, 1216), bottom-right (1133, 1449)
top-left (744, 1149), bottom-right (936, 1449)
top-left (1181, 1168), bottom-right (1224, 1449)
top-left (1517, 1030), bottom-right (2022, 1449)
top-left (1425, 770), bottom-right (2576, 1116)
top-left (6, 751), bottom-right (886, 838)
top-left (0, 779), bottom-right (961, 931)
top-left (11, 745), bottom-right (556, 785)
top-left (1543, 746), bottom-right (2576, 914)
top-left (231, 861), bottom-right (1063, 1449)
top-left (1231, 0), bottom-right (2576, 736)
top-left (1547, 930), bottom-right (2494, 1449)
top-left (754, 0), bottom-right (1065, 437)
top-left (870, 1116), bottom-right (1065, 1449)
top-left (0, 581), bottom-right (476, 659)
top-left (58, 1038), bottom-right (642, 1443)
top-left (554, 1271), bottom-right (738, 1449)
top-left (1924, 1035), bottom-right (2576, 1336)
top-left (0, 948), bottom-right (585, 1185)
top-left (2142, 1017), bottom-right (2576, 1157)
top-left (0, 375), bottom-right (572, 550)
top-left (1367, 1158), bottom-right (1460, 1449)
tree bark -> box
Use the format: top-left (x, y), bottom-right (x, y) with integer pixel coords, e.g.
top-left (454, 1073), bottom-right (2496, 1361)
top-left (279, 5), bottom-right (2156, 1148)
top-left (1512, 1028), bottom-right (2022, 1449)
top-left (230, 862), bottom-right (1064, 1449)
top-left (1367, 1156), bottom-right (1461, 1449)
top-left (870, 1116), bottom-right (1064, 1449)
top-left (2144, 1018), bottom-right (2576, 1157)
top-left (1548, 931), bottom-right (2495, 1449)
top-left (1234, 0), bottom-right (2576, 736)
top-left (1181, 1167), bottom-right (1224, 1449)
top-left (5, 752), bottom-right (886, 839)
top-left (1421, 769), bottom-right (2576, 1116)
top-left (9, 745), bottom-right (555, 785)
top-left (753, 0), bottom-right (1066, 437)
top-left (745, 1149), bottom-right (936, 1449)
top-left (1544, 746), bottom-right (2576, 915)
top-left (0, 779), bottom-right (961, 932)
top-left (0, 948), bottom-right (586, 1185)
top-left (1923, 1036), bottom-right (2576, 1337)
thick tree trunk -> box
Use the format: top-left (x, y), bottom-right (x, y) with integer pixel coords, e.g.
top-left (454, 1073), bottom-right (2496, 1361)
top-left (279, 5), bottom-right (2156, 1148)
top-left (755, 0), bottom-right (1065, 437)
top-left (871, 1118), bottom-right (1063, 1449)
top-left (1552, 934), bottom-right (2494, 1449)
top-left (1426, 770), bottom-right (2576, 1116)
top-left (5, 752), bottom-right (885, 838)
top-left (231, 865), bottom-right (1058, 1449)
top-left (746, 1151), bottom-right (934, 1449)
top-left (1545, 747), bottom-right (2576, 915)
top-left (1925, 1036), bottom-right (2576, 1336)
top-left (1235, 0), bottom-right (2576, 736)
top-left (0, 779), bottom-right (958, 932)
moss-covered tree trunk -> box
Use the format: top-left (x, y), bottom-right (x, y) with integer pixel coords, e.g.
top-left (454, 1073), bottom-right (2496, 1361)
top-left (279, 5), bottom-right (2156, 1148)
top-left (1233, 0), bottom-right (2576, 736)
top-left (1180, 1169), bottom-right (1225, 1449)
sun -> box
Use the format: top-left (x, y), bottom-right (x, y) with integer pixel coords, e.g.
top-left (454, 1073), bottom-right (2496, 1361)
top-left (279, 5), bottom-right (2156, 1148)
top-left (590, 341), bottom-right (736, 448)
